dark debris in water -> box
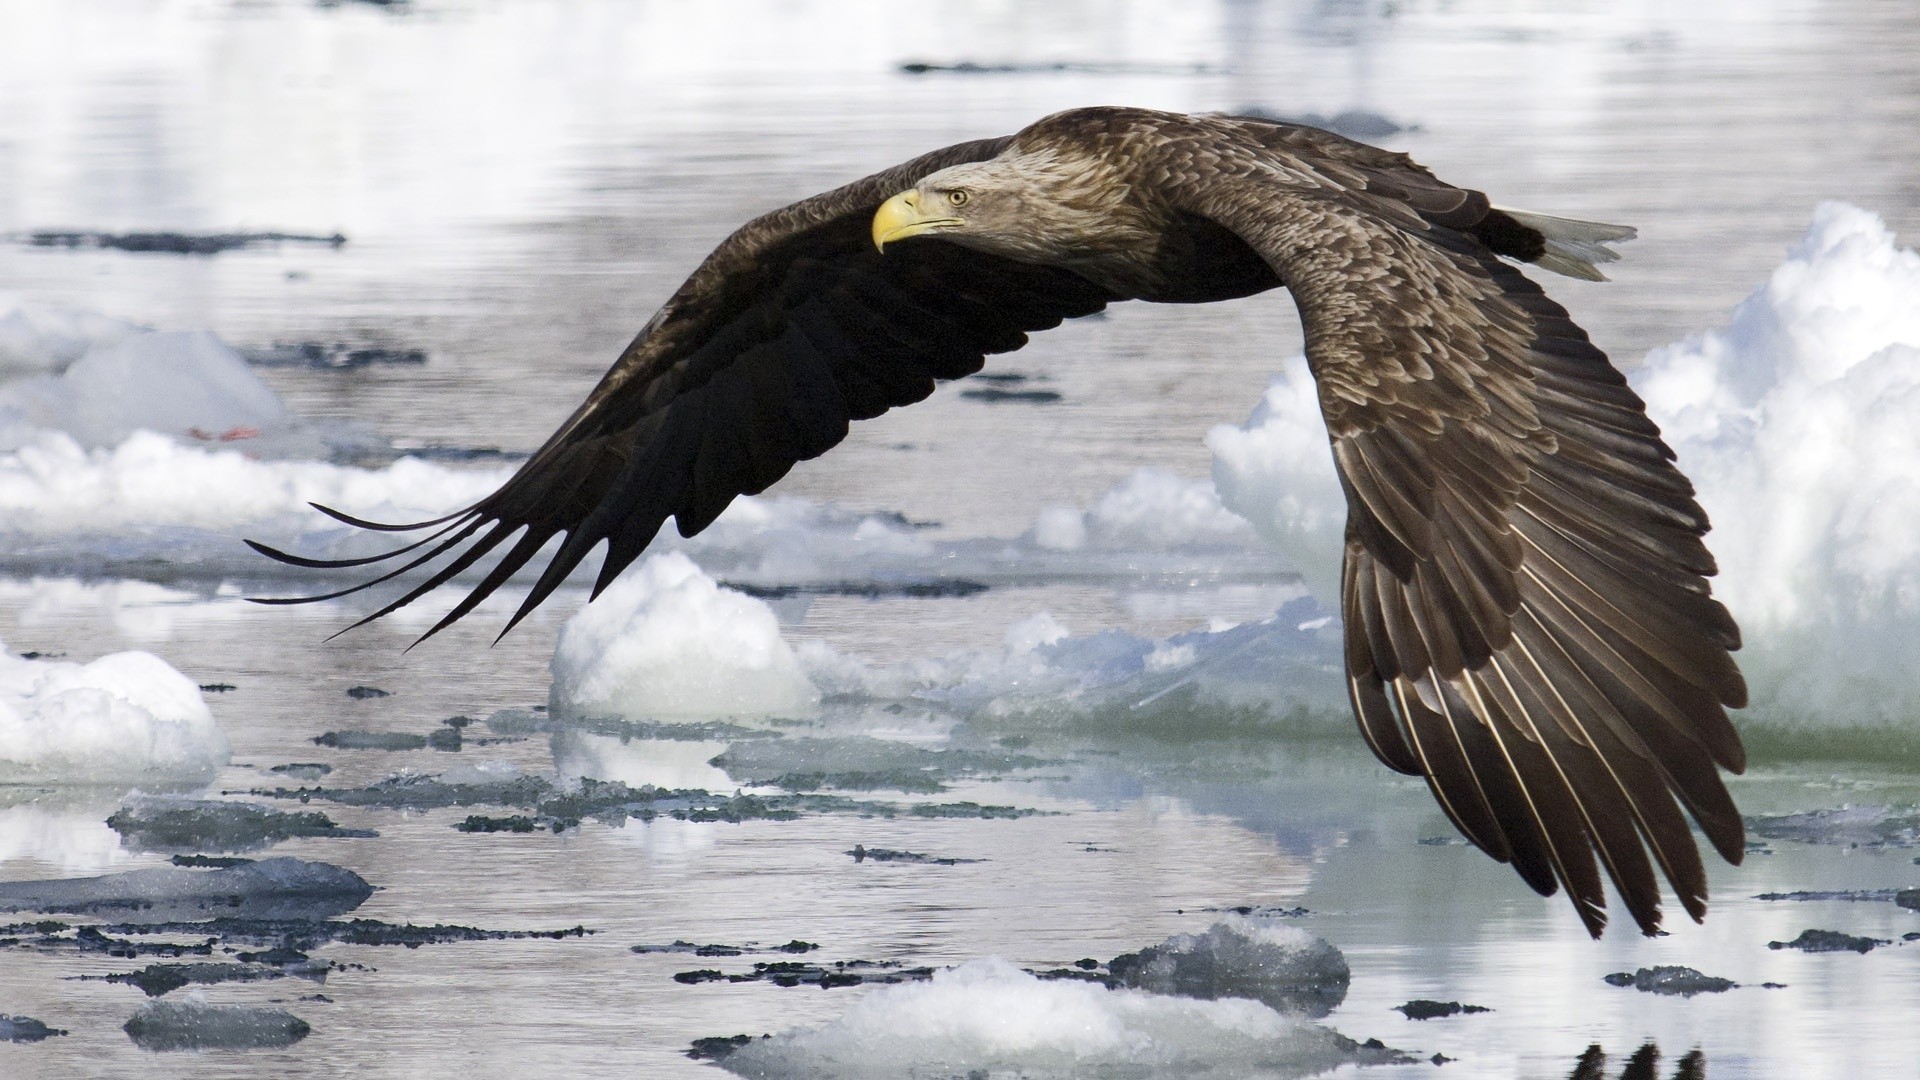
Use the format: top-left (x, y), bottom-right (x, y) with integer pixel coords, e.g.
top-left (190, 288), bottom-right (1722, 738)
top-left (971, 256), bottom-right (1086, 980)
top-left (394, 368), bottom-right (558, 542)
top-left (1394, 999), bottom-right (1492, 1020)
top-left (898, 59), bottom-right (1227, 76)
top-left (0, 1013), bottom-right (68, 1042)
top-left (108, 799), bottom-right (375, 853)
top-left (313, 724), bottom-right (462, 751)
top-left (1603, 966), bottom-right (1738, 996)
top-left (634, 939), bottom-right (818, 957)
top-left (486, 709), bottom-right (780, 743)
top-left (1746, 806), bottom-right (1920, 848)
top-left (272, 763), bottom-right (333, 780)
top-left (959, 386), bottom-right (1063, 404)
top-left (674, 959), bottom-right (933, 990)
top-left (726, 578), bottom-right (991, 600)
top-left (198, 682), bottom-right (237, 693)
top-left (97, 956), bottom-right (329, 997)
top-left (1767, 929), bottom-right (1892, 954)
top-left (169, 855), bottom-right (253, 869)
top-left (255, 774), bottom-right (1042, 831)
top-left (1, 916), bottom-right (589, 956)
top-left (24, 230), bottom-right (346, 255)
top-left (688, 1034), bottom-right (765, 1061)
top-left (453, 814), bottom-right (576, 834)
top-left (711, 737), bottom-right (1049, 795)
top-left (847, 844), bottom-right (981, 865)
top-left (243, 341), bottom-right (427, 369)
top-left (1192, 904), bottom-right (1311, 918)
top-left (345, 685), bottom-right (390, 699)
top-left (1753, 888), bottom-right (1907, 903)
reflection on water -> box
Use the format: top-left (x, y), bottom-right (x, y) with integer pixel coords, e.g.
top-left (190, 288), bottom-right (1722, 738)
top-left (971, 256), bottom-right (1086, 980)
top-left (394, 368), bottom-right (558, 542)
top-left (2, 1), bottom-right (1918, 1078)
top-left (1570, 1044), bottom-right (1707, 1080)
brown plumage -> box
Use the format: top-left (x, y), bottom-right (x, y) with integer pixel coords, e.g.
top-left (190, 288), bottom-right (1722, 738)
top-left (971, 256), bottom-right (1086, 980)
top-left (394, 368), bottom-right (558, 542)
top-left (251, 106), bottom-right (1746, 937)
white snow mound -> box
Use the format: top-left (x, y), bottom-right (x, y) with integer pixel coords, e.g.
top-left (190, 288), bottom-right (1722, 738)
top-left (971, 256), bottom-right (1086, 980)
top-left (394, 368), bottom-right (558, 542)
top-left (1206, 202), bottom-right (1920, 728)
top-left (1206, 366), bottom-right (1345, 608)
top-left (549, 552), bottom-right (818, 721)
top-left (0, 638), bottom-right (229, 789)
top-left (1638, 202), bottom-right (1920, 724)
top-left (718, 956), bottom-right (1396, 1079)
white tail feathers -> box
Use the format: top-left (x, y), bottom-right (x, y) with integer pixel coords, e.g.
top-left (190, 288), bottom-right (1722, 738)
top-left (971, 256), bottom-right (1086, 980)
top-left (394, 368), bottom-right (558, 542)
top-left (1499, 208), bottom-right (1638, 281)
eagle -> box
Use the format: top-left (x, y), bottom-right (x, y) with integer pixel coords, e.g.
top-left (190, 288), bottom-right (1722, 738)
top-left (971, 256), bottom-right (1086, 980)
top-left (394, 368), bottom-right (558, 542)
top-left (253, 106), bottom-right (1746, 938)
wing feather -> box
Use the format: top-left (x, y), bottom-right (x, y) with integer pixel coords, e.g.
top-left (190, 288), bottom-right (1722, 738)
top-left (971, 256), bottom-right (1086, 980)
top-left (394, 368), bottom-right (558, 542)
top-left (1167, 127), bottom-right (1745, 935)
top-left (252, 138), bottom-right (1115, 640)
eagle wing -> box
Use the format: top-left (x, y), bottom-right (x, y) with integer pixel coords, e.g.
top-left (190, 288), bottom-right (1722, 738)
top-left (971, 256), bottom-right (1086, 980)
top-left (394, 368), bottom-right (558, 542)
top-left (251, 137), bottom-right (1114, 639)
top-left (1164, 126), bottom-right (1746, 936)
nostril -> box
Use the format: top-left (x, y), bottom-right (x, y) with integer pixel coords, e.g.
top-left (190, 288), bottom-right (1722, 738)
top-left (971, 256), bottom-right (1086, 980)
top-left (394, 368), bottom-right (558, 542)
top-left (902, 190), bottom-right (918, 206)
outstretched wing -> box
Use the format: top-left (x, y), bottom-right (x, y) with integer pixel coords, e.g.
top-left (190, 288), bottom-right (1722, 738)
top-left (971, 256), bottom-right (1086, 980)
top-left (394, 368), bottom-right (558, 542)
top-left (251, 137), bottom-right (1114, 640)
top-left (1166, 122), bottom-right (1747, 936)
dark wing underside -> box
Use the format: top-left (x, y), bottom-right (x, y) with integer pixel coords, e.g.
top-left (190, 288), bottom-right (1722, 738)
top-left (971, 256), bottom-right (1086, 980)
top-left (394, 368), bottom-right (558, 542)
top-left (1163, 119), bottom-right (1746, 937)
top-left (250, 137), bottom-right (1114, 640)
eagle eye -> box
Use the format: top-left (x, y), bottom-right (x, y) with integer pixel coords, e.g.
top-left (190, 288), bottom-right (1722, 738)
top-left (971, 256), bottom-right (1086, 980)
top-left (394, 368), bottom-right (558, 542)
top-left (947, 189), bottom-right (969, 207)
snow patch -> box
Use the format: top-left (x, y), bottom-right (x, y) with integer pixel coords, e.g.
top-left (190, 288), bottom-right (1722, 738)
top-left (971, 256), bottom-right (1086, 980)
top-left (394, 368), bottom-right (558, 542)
top-left (549, 552), bottom-right (818, 721)
top-left (0, 293), bottom-right (144, 375)
top-left (717, 956), bottom-right (1399, 1079)
top-left (1206, 366), bottom-right (1345, 609)
top-left (1026, 468), bottom-right (1257, 554)
top-left (0, 638), bottom-right (229, 790)
top-left (1638, 202), bottom-right (1920, 725)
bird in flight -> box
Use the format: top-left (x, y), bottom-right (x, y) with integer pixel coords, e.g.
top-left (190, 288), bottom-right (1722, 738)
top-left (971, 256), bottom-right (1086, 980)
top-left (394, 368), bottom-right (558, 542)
top-left (252, 106), bottom-right (1746, 938)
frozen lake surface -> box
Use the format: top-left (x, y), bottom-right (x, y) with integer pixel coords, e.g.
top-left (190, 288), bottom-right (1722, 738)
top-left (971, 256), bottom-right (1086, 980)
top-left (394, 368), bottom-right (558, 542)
top-left (2, 1), bottom-right (1919, 1077)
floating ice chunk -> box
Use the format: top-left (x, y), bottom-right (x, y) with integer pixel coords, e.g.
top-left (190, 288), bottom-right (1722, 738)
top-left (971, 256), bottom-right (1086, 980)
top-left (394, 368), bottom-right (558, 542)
top-left (0, 1013), bottom-right (67, 1042)
top-left (549, 552), bottom-right (818, 721)
top-left (1637, 202), bottom-right (1920, 726)
top-left (0, 638), bottom-right (229, 790)
top-left (0, 329), bottom-right (375, 460)
top-left (717, 956), bottom-right (1402, 1079)
top-left (802, 599), bottom-right (1345, 728)
top-left (1766, 929), bottom-right (1890, 954)
top-left (1025, 468), bottom-right (1257, 554)
top-left (0, 293), bottom-right (144, 374)
top-left (1602, 966), bottom-right (1737, 996)
top-left (123, 998), bottom-right (310, 1051)
top-left (1108, 917), bottom-right (1351, 1018)
top-left (0, 856), bottom-right (372, 922)
top-left (1206, 363), bottom-right (1345, 608)
top-left (1005, 612), bottom-right (1071, 655)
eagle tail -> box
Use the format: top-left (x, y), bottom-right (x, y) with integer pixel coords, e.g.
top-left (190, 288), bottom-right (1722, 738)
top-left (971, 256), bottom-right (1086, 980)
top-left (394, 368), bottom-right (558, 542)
top-left (1498, 208), bottom-right (1637, 281)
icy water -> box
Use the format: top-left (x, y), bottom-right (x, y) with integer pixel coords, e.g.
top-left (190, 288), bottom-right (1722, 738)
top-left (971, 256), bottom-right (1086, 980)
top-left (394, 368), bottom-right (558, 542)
top-left (3, 1), bottom-right (1920, 1077)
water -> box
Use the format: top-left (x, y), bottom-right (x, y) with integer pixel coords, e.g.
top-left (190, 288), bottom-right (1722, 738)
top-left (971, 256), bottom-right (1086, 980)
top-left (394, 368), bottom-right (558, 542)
top-left (2, 1), bottom-right (1919, 1076)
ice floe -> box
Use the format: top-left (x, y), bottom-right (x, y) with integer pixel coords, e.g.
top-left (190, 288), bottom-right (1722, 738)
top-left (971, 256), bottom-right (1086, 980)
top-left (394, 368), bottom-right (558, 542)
top-left (0, 856), bottom-right (372, 922)
top-left (122, 997), bottom-right (310, 1051)
top-left (714, 956), bottom-right (1404, 1079)
top-left (1107, 917), bottom-right (1350, 1019)
top-left (549, 552), bottom-right (818, 721)
top-left (0, 638), bottom-right (229, 790)
top-left (1637, 202), bottom-right (1920, 727)
top-left (0, 292), bottom-right (143, 375)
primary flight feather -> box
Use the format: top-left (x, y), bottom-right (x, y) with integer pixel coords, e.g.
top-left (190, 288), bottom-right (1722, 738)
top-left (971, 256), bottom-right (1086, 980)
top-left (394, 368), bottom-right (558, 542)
top-left (252, 106), bottom-right (1746, 938)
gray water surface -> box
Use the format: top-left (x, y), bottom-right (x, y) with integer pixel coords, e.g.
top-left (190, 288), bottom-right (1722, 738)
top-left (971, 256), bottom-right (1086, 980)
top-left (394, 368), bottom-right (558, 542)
top-left (2, 2), bottom-right (1918, 1077)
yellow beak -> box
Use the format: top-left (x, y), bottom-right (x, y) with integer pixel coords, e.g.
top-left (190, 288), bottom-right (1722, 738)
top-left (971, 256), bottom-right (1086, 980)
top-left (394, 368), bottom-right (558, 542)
top-left (872, 190), bottom-right (963, 251)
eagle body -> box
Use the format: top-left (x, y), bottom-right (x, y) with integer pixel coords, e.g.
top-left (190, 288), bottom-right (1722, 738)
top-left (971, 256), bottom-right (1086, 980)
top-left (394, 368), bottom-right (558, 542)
top-left (256, 107), bottom-right (1747, 939)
